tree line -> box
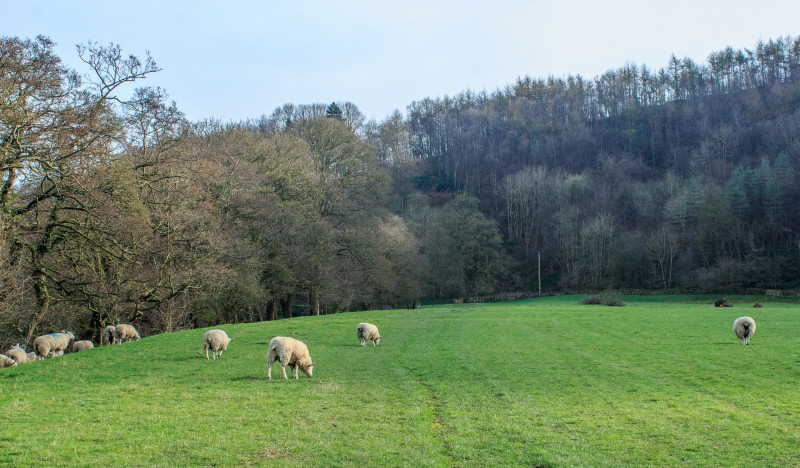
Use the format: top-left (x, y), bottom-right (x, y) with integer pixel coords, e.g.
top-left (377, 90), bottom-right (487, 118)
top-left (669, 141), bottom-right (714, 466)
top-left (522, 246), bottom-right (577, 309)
top-left (401, 35), bottom-right (800, 293)
top-left (2, 34), bottom-right (799, 347)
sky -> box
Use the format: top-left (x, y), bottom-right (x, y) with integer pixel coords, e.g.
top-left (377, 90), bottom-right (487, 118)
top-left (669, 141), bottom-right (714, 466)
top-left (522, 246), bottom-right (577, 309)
top-left (5, 0), bottom-right (800, 124)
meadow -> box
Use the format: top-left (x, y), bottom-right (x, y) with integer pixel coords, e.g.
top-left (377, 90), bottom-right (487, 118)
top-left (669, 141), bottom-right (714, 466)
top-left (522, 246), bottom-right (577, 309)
top-left (1, 295), bottom-right (799, 467)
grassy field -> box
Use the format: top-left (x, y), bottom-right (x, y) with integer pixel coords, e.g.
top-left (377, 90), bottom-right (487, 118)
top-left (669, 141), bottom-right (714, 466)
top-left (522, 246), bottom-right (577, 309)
top-left (1, 295), bottom-right (799, 467)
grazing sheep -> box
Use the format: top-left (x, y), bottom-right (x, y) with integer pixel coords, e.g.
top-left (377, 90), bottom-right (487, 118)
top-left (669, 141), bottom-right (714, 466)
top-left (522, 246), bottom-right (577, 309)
top-left (266, 336), bottom-right (313, 380)
top-left (102, 326), bottom-right (117, 346)
top-left (33, 331), bottom-right (75, 359)
top-left (5, 345), bottom-right (28, 365)
top-left (356, 322), bottom-right (381, 347)
top-left (0, 354), bottom-right (17, 368)
top-left (733, 316), bottom-right (757, 345)
top-left (715, 298), bottom-right (731, 307)
top-left (113, 324), bottom-right (140, 344)
top-left (26, 352), bottom-right (38, 363)
top-left (203, 329), bottom-right (231, 360)
top-left (72, 340), bottom-right (94, 353)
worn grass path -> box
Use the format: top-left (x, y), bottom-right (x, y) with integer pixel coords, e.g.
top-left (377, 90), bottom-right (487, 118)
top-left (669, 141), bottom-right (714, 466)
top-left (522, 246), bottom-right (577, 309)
top-left (2, 295), bottom-right (799, 466)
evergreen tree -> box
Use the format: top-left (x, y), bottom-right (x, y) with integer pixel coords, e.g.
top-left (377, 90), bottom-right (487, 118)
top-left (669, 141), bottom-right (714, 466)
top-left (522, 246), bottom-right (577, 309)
top-left (325, 102), bottom-right (344, 120)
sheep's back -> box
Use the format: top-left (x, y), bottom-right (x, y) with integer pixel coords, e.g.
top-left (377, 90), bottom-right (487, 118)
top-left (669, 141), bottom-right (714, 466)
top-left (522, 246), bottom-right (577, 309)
top-left (204, 330), bottom-right (230, 350)
top-left (357, 323), bottom-right (379, 339)
top-left (33, 335), bottom-right (55, 357)
top-left (114, 324), bottom-right (139, 341)
top-left (732, 316), bottom-right (756, 337)
top-left (5, 347), bottom-right (27, 364)
top-left (269, 336), bottom-right (310, 360)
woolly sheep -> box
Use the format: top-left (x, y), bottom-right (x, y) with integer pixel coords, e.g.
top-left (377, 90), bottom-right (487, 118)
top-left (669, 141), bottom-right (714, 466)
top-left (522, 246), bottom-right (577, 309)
top-left (33, 331), bottom-right (75, 359)
top-left (266, 336), bottom-right (313, 380)
top-left (26, 352), bottom-right (38, 363)
top-left (203, 329), bottom-right (231, 360)
top-left (356, 322), bottom-right (381, 347)
top-left (5, 345), bottom-right (28, 365)
top-left (102, 326), bottom-right (117, 346)
top-left (0, 354), bottom-right (16, 368)
top-left (733, 316), bottom-right (756, 345)
top-left (73, 340), bottom-right (94, 353)
top-left (113, 324), bottom-right (140, 344)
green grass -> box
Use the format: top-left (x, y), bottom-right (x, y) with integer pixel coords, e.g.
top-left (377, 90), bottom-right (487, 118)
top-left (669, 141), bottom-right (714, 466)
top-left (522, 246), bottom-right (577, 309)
top-left (2, 295), bottom-right (800, 467)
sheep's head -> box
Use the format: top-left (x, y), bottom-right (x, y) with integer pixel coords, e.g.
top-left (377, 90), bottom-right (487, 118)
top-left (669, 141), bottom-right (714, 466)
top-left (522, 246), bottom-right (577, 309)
top-left (300, 362), bottom-right (314, 378)
top-left (374, 336), bottom-right (381, 346)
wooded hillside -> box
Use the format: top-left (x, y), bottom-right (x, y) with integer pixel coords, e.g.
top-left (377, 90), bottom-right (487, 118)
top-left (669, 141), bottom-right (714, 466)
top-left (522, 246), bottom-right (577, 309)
top-left (2, 34), bottom-right (799, 346)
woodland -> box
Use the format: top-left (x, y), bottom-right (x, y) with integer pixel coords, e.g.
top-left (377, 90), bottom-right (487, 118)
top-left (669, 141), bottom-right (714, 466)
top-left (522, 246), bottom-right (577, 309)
top-left (1, 34), bottom-right (800, 346)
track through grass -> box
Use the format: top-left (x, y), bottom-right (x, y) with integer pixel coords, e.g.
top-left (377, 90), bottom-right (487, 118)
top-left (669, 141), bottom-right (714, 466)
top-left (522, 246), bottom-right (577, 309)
top-left (1, 295), bottom-right (799, 466)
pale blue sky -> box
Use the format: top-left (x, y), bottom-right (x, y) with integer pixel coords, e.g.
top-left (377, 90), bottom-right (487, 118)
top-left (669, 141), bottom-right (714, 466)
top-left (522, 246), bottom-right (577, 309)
top-left (6, 1), bottom-right (799, 123)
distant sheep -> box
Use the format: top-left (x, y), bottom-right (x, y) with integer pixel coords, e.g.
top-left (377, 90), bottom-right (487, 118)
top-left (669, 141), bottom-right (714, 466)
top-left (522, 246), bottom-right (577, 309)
top-left (0, 354), bottom-right (16, 368)
top-left (356, 322), bottom-right (381, 347)
top-left (266, 336), bottom-right (313, 380)
top-left (73, 340), bottom-right (94, 353)
top-left (5, 345), bottom-right (28, 365)
top-left (733, 316), bottom-right (757, 345)
top-left (102, 326), bottom-right (117, 346)
top-left (33, 331), bottom-right (75, 359)
top-left (203, 329), bottom-right (231, 360)
top-left (753, 303), bottom-right (763, 308)
top-left (113, 324), bottom-right (140, 344)
top-left (715, 298), bottom-right (731, 307)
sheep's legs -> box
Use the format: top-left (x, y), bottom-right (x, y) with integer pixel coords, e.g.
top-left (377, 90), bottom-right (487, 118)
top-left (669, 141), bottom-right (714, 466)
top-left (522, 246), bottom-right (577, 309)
top-left (282, 364), bottom-right (289, 379)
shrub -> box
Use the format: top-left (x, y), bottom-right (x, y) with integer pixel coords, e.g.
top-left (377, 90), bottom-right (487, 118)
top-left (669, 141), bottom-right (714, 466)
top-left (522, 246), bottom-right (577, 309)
top-left (602, 294), bottom-right (626, 306)
top-left (582, 295), bottom-right (602, 305)
top-left (582, 293), bottom-right (625, 306)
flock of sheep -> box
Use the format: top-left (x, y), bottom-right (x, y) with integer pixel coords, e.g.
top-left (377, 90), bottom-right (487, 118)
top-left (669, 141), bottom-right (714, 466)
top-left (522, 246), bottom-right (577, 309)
top-left (1, 310), bottom-right (753, 372)
top-left (0, 320), bottom-right (383, 381)
top-left (201, 322), bottom-right (382, 380)
top-left (0, 324), bottom-right (140, 369)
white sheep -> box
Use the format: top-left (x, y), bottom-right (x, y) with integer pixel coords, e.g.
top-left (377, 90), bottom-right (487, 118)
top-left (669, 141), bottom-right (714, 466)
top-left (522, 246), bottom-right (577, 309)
top-left (356, 322), bottom-right (381, 347)
top-left (113, 324), bottom-right (140, 344)
top-left (33, 331), bottom-right (75, 359)
top-left (5, 344), bottom-right (28, 365)
top-left (102, 326), bottom-right (117, 346)
top-left (203, 329), bottom-right (231, 360)
top-left (26, 352), bottom-right (38, 363)
top-left (72, 340), bottom-right (94, 353)
top-left (0, 354), bottom-right (17, 368)
top-left (266, 336), bottom-right (314, 380)
top-left (733, 316), bottom-right (757, 345)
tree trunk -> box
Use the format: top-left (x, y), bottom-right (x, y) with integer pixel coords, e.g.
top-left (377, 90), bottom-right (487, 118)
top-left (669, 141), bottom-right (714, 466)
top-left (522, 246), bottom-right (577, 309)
top-left (309, 289), bottom-right (320, 316)
top-left (280, 294), bottom-right (293, 319)
top-left (267, 299), bottom-right (277, 321)
top-left (26, 267), bottom-right (50, 345)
